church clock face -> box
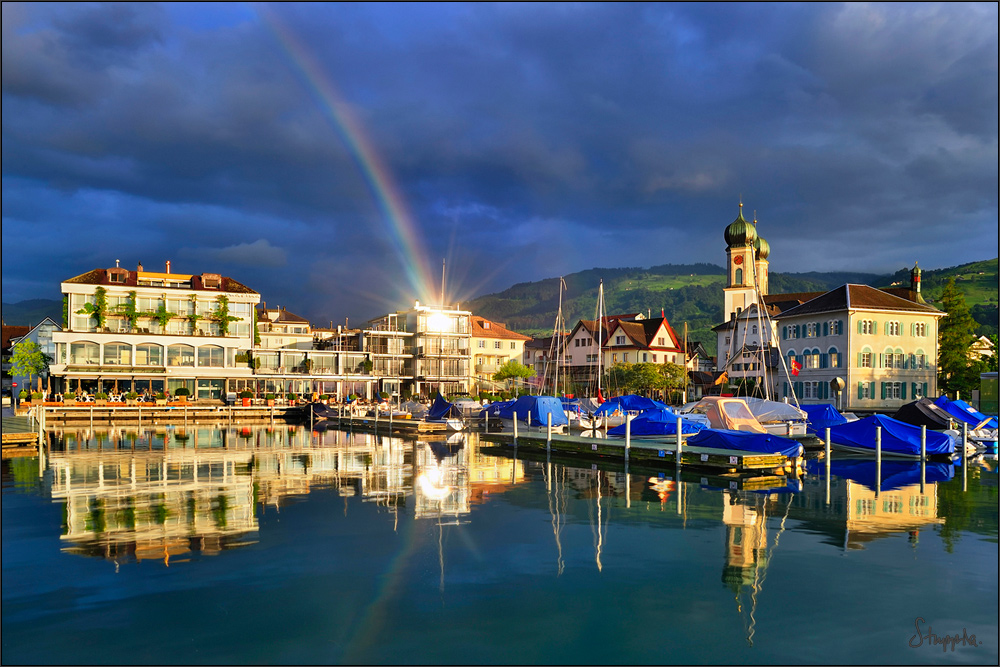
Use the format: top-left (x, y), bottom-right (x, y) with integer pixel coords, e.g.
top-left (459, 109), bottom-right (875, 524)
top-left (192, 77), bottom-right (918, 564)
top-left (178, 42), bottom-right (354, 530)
top-left (733, 256), bottom-right (743, 265)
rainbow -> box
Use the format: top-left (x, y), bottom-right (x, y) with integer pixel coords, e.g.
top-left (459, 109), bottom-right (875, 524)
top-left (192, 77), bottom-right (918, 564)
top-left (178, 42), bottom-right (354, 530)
top-left (258, 7), bottom-right (438, 305)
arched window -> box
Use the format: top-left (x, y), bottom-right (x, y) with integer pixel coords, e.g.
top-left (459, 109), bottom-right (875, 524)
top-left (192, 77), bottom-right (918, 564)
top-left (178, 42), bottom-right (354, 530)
top-left (167, 344), bottom-right (195, 367)
top-left (198, 345), bottom-right (225, 367)
top-left (735, 268), bottom-right (743, 285)
top-left (858, 346), bottom-right (873, 368)
top-left (70, 341), bottom-right (100, 365)
top-left (827, 346), bottom-right (840, 368)
top-left (135, 343), bottom-right (163, 366)
top-left (103, 342), bottom-right (132, 366)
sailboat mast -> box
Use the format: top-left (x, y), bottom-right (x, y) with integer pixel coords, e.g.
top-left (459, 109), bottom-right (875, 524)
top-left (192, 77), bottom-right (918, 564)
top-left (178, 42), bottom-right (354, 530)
top-left (597, 280), bottom-right (604, 399)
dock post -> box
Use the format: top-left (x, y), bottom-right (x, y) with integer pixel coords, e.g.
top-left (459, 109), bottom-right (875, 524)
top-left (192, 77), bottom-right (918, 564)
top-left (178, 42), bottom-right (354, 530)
top-left (675, 416), bottom-right (683, 460)
top-left (38, 406), bottom-right (45, 448)
top-left (513, 412), bottom-right (518, 443)
top-left (962, 422), bottom-right (968, 492)
top-left (185, 405), bottom-right (188, 428)
top-left (90, 405), bottom-right (94, 432)
top-left (825, 427), bottom-right (831, 506)
top-left (920, 425), bottom-right (926, 493)
top-left (624, 413), bottom-right (631, 462)
top-left (484, 410), bottom-right (489, 434)
top-left (875, 426), bottom-right (882, 497)
top-left (546, 412), bottom-right (552, 452)
top-left (138, 405), bottom-right (142, 430)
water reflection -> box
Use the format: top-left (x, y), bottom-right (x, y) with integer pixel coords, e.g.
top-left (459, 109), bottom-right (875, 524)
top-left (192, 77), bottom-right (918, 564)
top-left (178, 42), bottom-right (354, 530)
top-left (42, 425), bottom-right (527, 565)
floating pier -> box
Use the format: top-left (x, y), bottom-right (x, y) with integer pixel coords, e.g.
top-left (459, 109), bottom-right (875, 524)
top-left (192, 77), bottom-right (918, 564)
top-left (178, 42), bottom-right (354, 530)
top-left (478, 429), bottom-right (795, 473)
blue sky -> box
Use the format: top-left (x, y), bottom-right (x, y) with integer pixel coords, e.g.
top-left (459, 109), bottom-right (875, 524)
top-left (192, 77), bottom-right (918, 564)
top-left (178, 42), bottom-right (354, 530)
top-left (2, 2), bottom-right (997, 324)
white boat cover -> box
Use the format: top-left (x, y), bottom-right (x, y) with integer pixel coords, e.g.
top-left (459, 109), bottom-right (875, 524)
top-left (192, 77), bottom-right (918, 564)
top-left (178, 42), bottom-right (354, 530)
top-left (742, 397), bottom-right (807, 424)
top-left (681, 397), bottom-right (767, 433)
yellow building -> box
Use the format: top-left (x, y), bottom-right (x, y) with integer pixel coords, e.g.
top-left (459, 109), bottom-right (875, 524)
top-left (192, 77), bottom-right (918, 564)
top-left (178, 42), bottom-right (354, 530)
top-left (470, 315), bottom-right (532, 393)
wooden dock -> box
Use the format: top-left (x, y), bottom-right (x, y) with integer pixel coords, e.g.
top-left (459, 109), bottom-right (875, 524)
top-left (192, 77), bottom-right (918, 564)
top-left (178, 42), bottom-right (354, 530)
top-left (478, 429), bottom-right (796, 474)
top-left (19, 404), bottom-right (300, 427)
top-left (2, 415), bottom-right (39, 458)
top-left (326, 413), bottom-right (459, 435)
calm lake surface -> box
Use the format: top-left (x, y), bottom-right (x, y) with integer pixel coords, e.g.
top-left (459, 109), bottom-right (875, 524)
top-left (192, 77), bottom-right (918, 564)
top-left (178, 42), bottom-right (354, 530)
top-left (2, 424), bottom-right (997, 665)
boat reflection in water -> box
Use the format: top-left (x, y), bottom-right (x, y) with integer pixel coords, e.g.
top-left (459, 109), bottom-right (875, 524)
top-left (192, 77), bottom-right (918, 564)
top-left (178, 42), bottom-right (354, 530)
top-left (46, 426), bottom-right (524, 567)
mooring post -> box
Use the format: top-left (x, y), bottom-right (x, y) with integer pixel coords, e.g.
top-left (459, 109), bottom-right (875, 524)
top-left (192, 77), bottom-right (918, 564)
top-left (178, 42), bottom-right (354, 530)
top-left (546, 412), bottom-right (552, 451)
top-left (675, 416), bottom-right (683, 461)
top-left (624, 413), bottom-right (631, 462)
top-left (513, 411), bottom-right (518, 442)
top-left (38, 407), bottom-right (45, 448)
top-left (962, 421), bottom-right (968, 492)
top-left (90, 405), bottom-right (94, 432)
top-left (920, 425), bottom-right (927, 493)
top-left (875, 426), bottom-right (882, 497)
top-left (484, 410), bottom-right (489, 434)
top-left (825, 427), bottom-right (831, 506)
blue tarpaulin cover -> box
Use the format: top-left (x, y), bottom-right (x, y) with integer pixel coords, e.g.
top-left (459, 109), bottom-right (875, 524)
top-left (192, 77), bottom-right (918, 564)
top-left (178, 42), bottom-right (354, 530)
top-left (607, 408), bottom-right (705, 437)
top-left (427, 394), bottom-right (462, 420)
top-left (828, 414), bottom-right (954, 457)
top-left (934, 395), bottom-right (998, 429)
top-left (802, 403), bottom-right (849, 435)
top-left (686, 429), bottom-right (803, 458)
top-left (483, 395), bottom-right (569, 427)
top-left (594, 395), bottom-right (669, 416)
top-left (805, 458), bottom-right (954, 491)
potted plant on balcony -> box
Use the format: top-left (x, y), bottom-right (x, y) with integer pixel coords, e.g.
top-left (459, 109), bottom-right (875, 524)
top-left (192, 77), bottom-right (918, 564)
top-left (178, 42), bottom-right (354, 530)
top-left (319, 393), bottom-right (330, 404)
top-left (240, 390), bottom-right (253, 407)
top-left (94, 391), bottom-right (109, 406)
top-left (265, 393), bottom-right (276, 407)
top-left (155, 391), bottom-right (168, 405)
top-left (126, 391), bottom-right (139, 406)
top-left (287, 392), bottom-right (298, 404)
top-left (174, 387), bottom-right (191, 403)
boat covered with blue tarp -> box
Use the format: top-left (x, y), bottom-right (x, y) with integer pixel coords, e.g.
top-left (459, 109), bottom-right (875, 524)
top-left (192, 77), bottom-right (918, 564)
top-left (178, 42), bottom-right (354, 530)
top-left (828, 414), bottom-right (954, 458)
top-left (685, 429), bottom-right (803, 458)
top-left (482, 395), bottom-right (569, 427)
top-left (933, 395), bottom-right (998, 429)
top-left (805, 458), bottom-right (955, 491)
top-left (607, 408), bottom-right (706, 437)
top-left (594, 394), bottom-right (669, 416)
top-left (802, 403), bottom-right (849, 435)
top-left (427, 394), bottom-right (463, 420)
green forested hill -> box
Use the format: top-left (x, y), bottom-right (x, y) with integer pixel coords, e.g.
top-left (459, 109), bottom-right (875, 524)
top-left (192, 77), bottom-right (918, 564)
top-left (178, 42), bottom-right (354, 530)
top-left (466, 258), bottom-right (999, 355)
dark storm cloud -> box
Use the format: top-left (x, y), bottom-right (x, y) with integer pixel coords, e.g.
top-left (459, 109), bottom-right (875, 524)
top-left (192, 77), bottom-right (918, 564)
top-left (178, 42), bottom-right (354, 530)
top-left (2, 2), bottom-right (996, 324)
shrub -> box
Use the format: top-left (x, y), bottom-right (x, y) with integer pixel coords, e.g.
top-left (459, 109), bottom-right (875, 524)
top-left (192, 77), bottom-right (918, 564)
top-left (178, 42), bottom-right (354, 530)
top-left (127, 391), bottom-right (138, 400)
top-left (174, 387), bottom-right (191, 397)
top-left (18, 390), bottom-right (28, 400)
top-left (319, 394), bottom-right (330, 400)
top-left (95, 392), bottom-right (109, 400)
top-left (265, 393), bottom-right (276, 400)
top-left (287, 392), bottom-right (298, 401)
top-left (239, 390), bottom-right (254, 398)
top-left (156, 392), bottom-right (167, 399)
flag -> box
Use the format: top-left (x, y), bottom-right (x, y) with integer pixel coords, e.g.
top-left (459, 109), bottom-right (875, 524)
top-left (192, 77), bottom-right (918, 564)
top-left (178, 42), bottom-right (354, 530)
top-left (597, 388), bottom-right (605, 404)
top-left (790, 359), bottom-right (802, 376)
top-left (661, 308), bottom-right (665, 318)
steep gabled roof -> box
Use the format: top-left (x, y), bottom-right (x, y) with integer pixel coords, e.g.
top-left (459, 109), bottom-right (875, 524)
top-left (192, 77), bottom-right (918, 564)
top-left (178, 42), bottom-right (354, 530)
top-left (610, 317), bottom-right (683, 351)
top-left (777, 284), bottom-right (943, 319)
top-left (2, 325), bottom-right (31, 351)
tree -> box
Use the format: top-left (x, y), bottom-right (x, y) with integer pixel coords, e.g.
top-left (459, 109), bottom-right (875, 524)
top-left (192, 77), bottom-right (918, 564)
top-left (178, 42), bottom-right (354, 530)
top-left (658, 362), bottom-right (687, 399)
top-left (11, 339), bottom-right (48, 393)
top-left (493, 359), bottom-right (535, 388)
top-left (938, 278), bottom-right (979, 396)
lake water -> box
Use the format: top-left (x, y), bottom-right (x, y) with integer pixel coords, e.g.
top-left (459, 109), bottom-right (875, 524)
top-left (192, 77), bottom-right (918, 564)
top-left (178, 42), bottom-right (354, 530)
top-left (2, 424), bottom-right (997, 665)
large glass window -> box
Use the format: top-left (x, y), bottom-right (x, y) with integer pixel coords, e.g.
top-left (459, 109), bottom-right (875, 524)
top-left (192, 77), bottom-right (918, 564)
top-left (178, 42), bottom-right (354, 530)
top-left (70, 341), bottom-right (100, 364)
top-left (135, 344), bottom-right (163, 366)
top-left (103, 342), bottom-right (132, 366)
top-left (167, 344), bottom-right (195, 367)
top-left (198, 345), bottom-right (225, 367)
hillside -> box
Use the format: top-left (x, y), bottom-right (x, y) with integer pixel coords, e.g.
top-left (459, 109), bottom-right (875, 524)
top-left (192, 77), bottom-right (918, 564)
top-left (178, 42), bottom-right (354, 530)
top-left (1, 299), bottom-right (62, 328)
top-left (466, 258), bottom-right (999, 355)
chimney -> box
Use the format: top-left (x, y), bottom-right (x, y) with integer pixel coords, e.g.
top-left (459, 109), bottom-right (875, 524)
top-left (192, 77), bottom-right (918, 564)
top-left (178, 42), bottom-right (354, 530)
top-left (165, 260), bottom-right (171, 274)
top-left (137, 262), bottom-right (144, 272)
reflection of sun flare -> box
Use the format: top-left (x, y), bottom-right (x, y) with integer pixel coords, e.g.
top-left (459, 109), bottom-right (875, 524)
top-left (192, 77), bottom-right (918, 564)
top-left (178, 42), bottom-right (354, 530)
top-left (417, 471), bottom-right (451, 500)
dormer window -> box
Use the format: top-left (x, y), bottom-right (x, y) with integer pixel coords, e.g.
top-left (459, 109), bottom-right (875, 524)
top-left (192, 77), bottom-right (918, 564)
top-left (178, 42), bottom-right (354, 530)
top-left (108, 268), bottom-right (128, 284)
top-left (202, 273), bottom-right (222, 289)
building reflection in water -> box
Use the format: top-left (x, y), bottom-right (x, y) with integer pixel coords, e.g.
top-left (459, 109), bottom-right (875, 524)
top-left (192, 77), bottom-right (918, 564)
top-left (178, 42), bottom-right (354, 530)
top-left (45, 425), bottom-right (523, 567)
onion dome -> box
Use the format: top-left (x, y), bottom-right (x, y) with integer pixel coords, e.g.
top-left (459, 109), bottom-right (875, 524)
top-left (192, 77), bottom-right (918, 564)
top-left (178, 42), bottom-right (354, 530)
top-left (724, 204), bottom-right (757, 247)
top-left (754, 234), bottom-right (770, 260)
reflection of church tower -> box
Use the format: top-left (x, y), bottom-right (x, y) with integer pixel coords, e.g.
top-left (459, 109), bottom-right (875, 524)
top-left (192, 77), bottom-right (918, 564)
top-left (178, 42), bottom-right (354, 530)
top-left (721, 498), bottom-right (769, 592)
top-left (723, 203), bottom-right (765, 321)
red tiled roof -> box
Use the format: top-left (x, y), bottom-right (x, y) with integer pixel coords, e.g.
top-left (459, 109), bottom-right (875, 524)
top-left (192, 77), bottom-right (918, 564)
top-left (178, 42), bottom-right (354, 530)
top-left (2, 325), bottom-right (31, 351)
top-left (471, 316), bottom-right (532, 340)
top-left (63, 267), bottom-right (258, 294)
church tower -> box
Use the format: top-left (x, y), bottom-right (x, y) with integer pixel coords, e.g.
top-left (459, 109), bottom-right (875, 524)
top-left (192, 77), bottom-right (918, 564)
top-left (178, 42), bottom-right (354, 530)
top-left (723, 203), bottom-right (759, 320)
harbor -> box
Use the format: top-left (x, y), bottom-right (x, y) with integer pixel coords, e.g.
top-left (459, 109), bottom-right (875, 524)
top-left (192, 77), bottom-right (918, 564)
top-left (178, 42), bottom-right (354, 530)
top-left (2, 422), bottom-right (996, 664)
